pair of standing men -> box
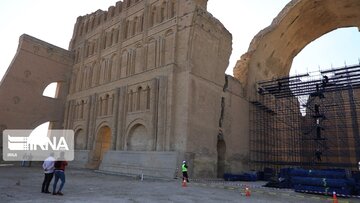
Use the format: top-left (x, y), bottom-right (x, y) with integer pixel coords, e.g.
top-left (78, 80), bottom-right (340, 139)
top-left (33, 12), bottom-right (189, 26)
top-left (41, 154), bottom-right (68, 195)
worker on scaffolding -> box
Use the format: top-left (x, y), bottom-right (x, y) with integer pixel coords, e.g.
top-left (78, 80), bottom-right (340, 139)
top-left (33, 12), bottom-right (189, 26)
top-left (315, 149), bottom-right (322, 162)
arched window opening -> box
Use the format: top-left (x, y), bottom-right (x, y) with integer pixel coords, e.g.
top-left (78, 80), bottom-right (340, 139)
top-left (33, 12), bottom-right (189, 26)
top-left (91, 18), bottom-right (95, 30)
top-left (105, 94), bottom-right (110, 116)
top-left (99, 97), bottom-right (103, 116)
top-left (129, 90), bottom-right (134, 112)
top-left (79, 24), bottom-right (83, 36)
top-left (140, 15), bottom-right (144, 32)
top-left (75, 129), bottom-right (86, 150)
top-left (86, 44), bottom-right (90, 57)
top-left (32, 122), bottom-right (50, 133)
top-left (146, 86), bottom-right (151, 109)
top-left (124, 20), bottom-right (129, 39)
top-left (133, 17), bottom-right (138, 36)
top-left (160, 2), bottom-right (166, 22)
top-left (150, 7), bottom-right (156, 27)
top-left (28, 122), bottom-right (52, 150)
top-left (102, 35), bottom-right (107, 49)
top-left (136, 86), bottom-right (142, 111)
top-left (169, 1), bottom-right (176, 18)
top-left (75, 50), bottom-right (79, 63)
top-left (84, 22), bottom-right (89, 33)
top-left (110, 29), bottom-right (114, 46)
top-left (43, 82), bottom-right (60, 98)
top-left (103, 13), bottom-right (107, 22)
top-left (80, 100), bottom-right (85, 119)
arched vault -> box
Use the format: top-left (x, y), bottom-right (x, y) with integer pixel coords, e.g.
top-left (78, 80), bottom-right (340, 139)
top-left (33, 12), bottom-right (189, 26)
top-left (0, 35), bottom-right (73, 129)
top-left (233, 0), bottom-right (360, 99)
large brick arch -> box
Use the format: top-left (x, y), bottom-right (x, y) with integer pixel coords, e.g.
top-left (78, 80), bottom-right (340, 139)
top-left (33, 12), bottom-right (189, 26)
top-left (233, 0), bottom-right (360, 99)
top-left (0, 35), bottom-right (73, 129)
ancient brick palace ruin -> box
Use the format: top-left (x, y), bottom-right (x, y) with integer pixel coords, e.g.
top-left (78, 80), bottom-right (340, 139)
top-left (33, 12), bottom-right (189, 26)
top-left (1, 0), bottom-right (360, 178)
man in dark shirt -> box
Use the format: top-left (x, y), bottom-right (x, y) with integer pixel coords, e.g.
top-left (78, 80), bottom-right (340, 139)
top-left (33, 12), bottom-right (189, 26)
top-left (52, 160), bottom-right (68, 195)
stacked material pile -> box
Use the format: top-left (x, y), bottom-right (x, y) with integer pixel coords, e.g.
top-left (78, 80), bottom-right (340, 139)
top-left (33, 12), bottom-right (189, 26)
top-left (290, 168), bottom-right (355, 195)
top-left (223, 172), bottom-right (258, 181)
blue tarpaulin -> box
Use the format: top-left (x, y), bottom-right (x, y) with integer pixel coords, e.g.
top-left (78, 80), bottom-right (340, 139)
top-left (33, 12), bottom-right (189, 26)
top-left (265, 168), bottom-right (357, 196)
top-left (289, 168), bottom-right (347, 179)
top-left (291, 176), bottom-right (355, 188)
top-left (224, 173), bottom-right (257, 181)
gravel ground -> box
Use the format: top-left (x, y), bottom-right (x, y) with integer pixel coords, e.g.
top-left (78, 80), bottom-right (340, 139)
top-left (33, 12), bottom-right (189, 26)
top-left (0, 164), bottom-right (359, 203)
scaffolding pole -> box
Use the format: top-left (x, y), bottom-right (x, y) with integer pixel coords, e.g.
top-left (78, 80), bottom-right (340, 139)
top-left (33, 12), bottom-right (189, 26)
top-left (250, 64), bottom-right (360, 171)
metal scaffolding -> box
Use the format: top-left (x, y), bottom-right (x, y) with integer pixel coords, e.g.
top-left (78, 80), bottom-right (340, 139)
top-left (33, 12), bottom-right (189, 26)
top-left (250, 64), bottom-right (360, 171)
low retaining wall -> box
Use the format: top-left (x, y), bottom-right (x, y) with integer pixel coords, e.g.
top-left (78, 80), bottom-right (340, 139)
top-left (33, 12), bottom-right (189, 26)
top-left (71, 150), bottom-right (90, 168)
top-left (99, 151), bottom-right (178, 179)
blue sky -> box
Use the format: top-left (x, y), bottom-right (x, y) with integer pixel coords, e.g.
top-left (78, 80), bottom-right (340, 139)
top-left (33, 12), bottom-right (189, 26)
top-left (0, 0), bottom-right (359, 80)
top-left (290, 27), bottom-right (360, 75)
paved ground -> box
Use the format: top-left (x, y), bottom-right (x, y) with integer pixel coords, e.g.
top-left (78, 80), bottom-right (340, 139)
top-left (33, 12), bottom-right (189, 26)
top-left (0, 163), bottom-right (359, 203)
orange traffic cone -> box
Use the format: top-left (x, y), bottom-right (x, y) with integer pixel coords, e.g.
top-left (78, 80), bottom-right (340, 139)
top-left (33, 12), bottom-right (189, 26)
top-left (182, 179), bottom-right (187, 187)
top-left (332, 191), bottom-right (338, 203)
top-left (245, 187), bottom-right (251, 197)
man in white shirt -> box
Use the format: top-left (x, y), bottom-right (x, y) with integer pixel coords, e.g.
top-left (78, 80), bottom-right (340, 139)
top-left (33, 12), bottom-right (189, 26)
top-left (41, 153), bottom-right (55, 194)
